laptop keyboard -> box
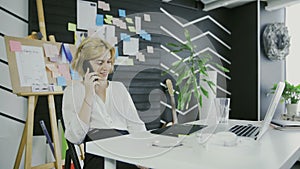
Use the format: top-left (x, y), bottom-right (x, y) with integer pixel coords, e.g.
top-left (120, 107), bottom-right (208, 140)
top-left (229, 124), bottom-right (260, 137)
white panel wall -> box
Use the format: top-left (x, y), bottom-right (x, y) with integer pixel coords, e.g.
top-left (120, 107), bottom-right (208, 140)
top-left (0, 0), bottom-right (48, 168)
top-left (286, 4), bottom-right (300, 85)
top-left (0, 10), bottom-right (28, 37)
top-left (0, 62), bottom-right (12, 89)
top-left (0, 36), bottom-right (7, 61)
top-left (1, 0), bottom-right (29, 20)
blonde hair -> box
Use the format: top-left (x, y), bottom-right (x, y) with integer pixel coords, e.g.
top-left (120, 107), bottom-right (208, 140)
top-left (72, 37), bottom-right (115, 77)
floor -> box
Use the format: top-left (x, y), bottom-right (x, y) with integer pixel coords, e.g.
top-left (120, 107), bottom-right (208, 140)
top-left (292, 162), bottom-right (300, 169)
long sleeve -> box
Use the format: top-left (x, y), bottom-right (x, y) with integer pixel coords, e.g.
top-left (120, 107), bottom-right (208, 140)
top-left (111, 82), bottom-right (147, 133)
top-left (62, 83), bottom-right (89, 144)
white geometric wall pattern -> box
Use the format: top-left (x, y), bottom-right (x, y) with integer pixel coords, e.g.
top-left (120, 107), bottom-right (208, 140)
top-left (159, 7), bottom-right (232, 117)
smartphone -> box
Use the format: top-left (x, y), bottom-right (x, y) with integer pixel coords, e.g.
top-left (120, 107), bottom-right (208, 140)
top-left (83, 60), bottom-right (94, 73)
top-left (83, 61), bottom-right (98, 81)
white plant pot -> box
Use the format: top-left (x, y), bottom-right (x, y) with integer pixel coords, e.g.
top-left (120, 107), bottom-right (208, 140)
top-left (286, 103), bottom-right (299, 116)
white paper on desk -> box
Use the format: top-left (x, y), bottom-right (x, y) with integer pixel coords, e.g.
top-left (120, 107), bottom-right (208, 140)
top-left (77, 1), bottom-right (97, 30)
top-left (123, 38), bottom-right (139, 55)
top-left (16, 45), bottom-right (48, 87)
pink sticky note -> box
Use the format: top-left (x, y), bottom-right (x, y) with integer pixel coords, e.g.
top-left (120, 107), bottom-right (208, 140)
top-left (9, 40), bottom-right (22, 52)
top-left (58, 64), bottom-right (71, 80)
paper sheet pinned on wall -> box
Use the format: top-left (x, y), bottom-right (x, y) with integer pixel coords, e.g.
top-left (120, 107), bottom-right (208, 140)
top-left (43, 43), bottom-right (59, 58)
top-left (136, 52), bottom-right (145, 62)
top-left (9, 40), bottom-right (22, 52)
top-left (114, 56), bottom-right (134, 65)
top-left (123, 38), bottom-right (139, 55)
top-left (144, 14), bottom-right (151, 22)
top-left (147, 46), bottom-right (154, 53)
top-left (46, 64), bottom-right (60, 78)
top-left (16, 46), bottom-right (48, 87)
top-left (102, 2), bottom-right (110, 11)
top-left (98, 0), bottom-right (110, 11)
top-left (135, 16), bottom-right (141, 34)
top-left (77, 1), bottom-right (97, 30)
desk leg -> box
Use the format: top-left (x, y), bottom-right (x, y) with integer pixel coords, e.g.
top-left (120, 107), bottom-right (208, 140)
top-left (104, 158), bottom-right (116, 169)
top-left (48, 95), bottom-right (62, 169)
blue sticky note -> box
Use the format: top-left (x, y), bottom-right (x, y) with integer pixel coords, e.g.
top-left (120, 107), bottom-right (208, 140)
top-left (144, 34), bottom-right (151, 41)
top-left (69, 65), bottom-right (81, 80)
top-left (57, 76), bottom-right (67, 86)
top-left (120, 33), bottom-right (130, 41)
top-left (118, 9), bottom-right (126, 17)
top-left (96, 14), bottom-right (104, 26)
top-left (139, 30), bottom-right (147, 35)
top-left (115, 47), bottom-right (119, 58)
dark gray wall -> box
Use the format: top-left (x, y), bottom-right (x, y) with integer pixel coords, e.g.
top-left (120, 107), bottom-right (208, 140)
top-left (230, 2), bottom-right (258, 120)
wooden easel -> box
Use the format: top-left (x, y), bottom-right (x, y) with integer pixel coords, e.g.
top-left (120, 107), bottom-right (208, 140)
top-left (6, 0), bottom-right (66, 167)
top-left (13, 92), bottom-right (63, 169)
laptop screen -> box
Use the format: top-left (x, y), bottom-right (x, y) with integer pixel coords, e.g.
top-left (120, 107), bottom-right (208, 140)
top-left (256, 81), bottom-right (285, 140)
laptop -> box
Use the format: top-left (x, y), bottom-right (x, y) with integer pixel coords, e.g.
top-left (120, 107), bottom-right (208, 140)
top-left (229, 81), bottom-right (285, 140)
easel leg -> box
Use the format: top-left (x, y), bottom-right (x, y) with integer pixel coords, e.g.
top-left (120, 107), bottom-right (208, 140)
top-left (48, 95), bottom-right (62, 169)
top-left (13, 121), bottom-right (27, 169)
top-left (14, 96), bottom-right (38, 169)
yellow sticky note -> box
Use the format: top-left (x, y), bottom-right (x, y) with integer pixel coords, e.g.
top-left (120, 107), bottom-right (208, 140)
top-left (125, 17), bottom-right (134, 24)
top-left (68, 23), bottom-right (76, 32)
top-left (128, 26), bottom-right (136, 33)
top-left (104, 18), bottom-right (112, 24)
top-left (105, 14), bottom-right (113, 19)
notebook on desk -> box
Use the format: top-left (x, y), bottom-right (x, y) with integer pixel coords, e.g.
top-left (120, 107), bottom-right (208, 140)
top-left (229, 81), bottom-right (285, 140)
top-left (150, 124), bottom-right (207, 137)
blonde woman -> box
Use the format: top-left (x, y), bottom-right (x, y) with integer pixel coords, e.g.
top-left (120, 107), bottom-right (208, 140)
top-left (62, 37), bottom-right (147, 169)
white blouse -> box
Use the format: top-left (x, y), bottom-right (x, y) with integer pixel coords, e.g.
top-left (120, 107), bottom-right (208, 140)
top-left (62, 81), bottom-right (146, 144)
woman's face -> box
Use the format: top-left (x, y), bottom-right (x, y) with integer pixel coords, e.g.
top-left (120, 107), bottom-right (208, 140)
top-left (89, 52), bottom-right (112, 81)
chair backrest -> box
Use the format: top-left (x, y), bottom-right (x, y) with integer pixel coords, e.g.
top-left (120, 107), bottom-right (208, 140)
top-left (60, 117), bottom-right (82, 169)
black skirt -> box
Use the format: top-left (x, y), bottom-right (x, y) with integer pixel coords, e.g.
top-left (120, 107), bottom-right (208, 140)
top-left (83, 129), bottom-right (139, 169)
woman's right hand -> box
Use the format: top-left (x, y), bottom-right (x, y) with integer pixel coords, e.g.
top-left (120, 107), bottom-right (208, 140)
top-left (83, 68), bottom-right (100, 99)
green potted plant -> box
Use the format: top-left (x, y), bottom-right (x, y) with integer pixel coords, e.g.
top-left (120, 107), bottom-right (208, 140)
top-left (165, 29), bottom-right (229, 116)
top-left (271, 81), bottom-right (300, 116)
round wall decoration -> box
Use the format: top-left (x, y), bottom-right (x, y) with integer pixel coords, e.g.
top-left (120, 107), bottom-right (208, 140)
top-left (263, 23), bottom-right (290, 61)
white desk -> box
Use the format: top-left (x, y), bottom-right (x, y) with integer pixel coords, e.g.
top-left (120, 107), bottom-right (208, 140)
top-left (86, 120), bottom-right (300, 169)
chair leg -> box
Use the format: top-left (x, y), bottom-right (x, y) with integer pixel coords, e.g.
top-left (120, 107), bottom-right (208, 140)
top-left (64, 149), bottom-right (71, 169)
top-left (67, 141), bottom-right (81, 169)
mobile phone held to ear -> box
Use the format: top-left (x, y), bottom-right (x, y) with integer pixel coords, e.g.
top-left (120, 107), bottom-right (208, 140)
top-left (83, 61), bottom-right (98, 81)
top-left (83, 61), bottom-right (94, 73)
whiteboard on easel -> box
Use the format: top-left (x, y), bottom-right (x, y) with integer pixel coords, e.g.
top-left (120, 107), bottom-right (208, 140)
top-left (4, 36), bottom-right (77, 95)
